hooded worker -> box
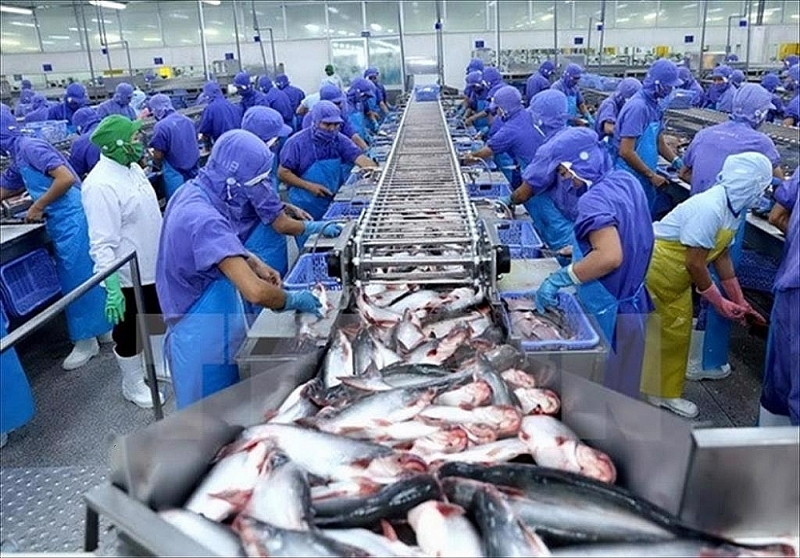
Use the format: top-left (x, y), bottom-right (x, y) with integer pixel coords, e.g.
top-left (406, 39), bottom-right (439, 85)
top-left (345, 77), bottom-right (377, 142)
top-left (704, 65), bottom-right (735, 113)
top-left (14, 88), bottom-right (36, 118)
top-left (482, 66), bottom-right (506, 100)
top-left (323, 64), bottom-right (344, 91)
top-left (551, 63), bottom-right (593, 126)
top-left (534, 128), bottom-right (655, 399)
top-left (525, 60), bottom-right (556, 105)
top-left (47, 82), bottom-right (88, 127)
top-left (614, 58), bottom-right (683, 220)
top-left (730, 69), bottom-right (745, 88)
top-left (147, 94), bottom-right (200, 199)
top-left (463, 71), bottom-right (490, 135)
top-left (197, 81), bottom-right (242, 143)
top-left (275, 73), bottom-right (306, 130)
top-left (257, 76), bottom-right (294, 126)
top-left (640, 152), bottom-right (773, 418)
top-left (96, 82), bottom-right (137, 120)
top-left (365, 67), bottom-right (389, 117)
top-left (783, 65), bottom-right (799, 126)
top-left (594, 77), bottom-right (642, 143)
top-left (156, 130), bottom-right (324, 409)
top-left (677, 67), bottom-right (704, 107)
top-left (302, 84), bottom-right (368, 151)
top-left (68, 107), bottom-right (102, 178)
top-left (0, 110), bottom-right (111, 371)
top-left (760, 74), bottom-right (784, 122)
top-left (234, 71), bottom-right (268, 113)
top-left (23, 94), bottom-right (50, 123)
top-left (466, 58), bottom-right (485, 74)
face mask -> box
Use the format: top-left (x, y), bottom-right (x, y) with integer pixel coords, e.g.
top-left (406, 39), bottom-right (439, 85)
top-left (105, 139), bottom-right (144, 166)
top-left (313, 127), bottom-right (338, 144)
top-left (658, 89), bottom-right (676, 110)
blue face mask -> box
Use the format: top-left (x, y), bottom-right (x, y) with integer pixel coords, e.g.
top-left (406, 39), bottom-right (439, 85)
top-left (658, 89), bottom-right (676, 110)
top-left (313, 127), bottom-right (338, 144)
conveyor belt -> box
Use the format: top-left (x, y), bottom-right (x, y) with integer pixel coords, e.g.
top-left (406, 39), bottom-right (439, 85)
top-left (353, 99), bottom-right (480, 285)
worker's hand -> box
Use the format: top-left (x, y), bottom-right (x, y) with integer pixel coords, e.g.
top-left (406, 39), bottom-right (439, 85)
top-left (535, 266), bottom-right (576, 314)
top-left (670, 156), bottom-right (684, 171)
top-left (24, 202), bottom-right (45, 223)
top-left (464, 116), bottom-right (475, 126)
top-left (284, 203), bottom-right (312, 221)
top-left (104, 273), bottom-right (126, 326)
top-left (249, 256), bottom-right (280, 286)
top-left (720, 277), bottom-right (766, 326)
top-left (461, 154), bottom-right (477, 165)
top-left (697, 283), bottom-right (747, 323)
top-left (498, 194), bottom-right (514, 208)
top-left (282, 290), bottom-right (323, 317)
top-left (304, 221), bottom-right (343, 238)
top-left (649, 173), bottom-right (668, 188)
top-left (306, 182), bottom-right (333, 198)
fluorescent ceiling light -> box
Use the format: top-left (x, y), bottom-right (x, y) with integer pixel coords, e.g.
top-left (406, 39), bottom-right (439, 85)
top-left (709, 7), bottom-right (722, 12)
top-left (643, 12), bottom-right (657, 20)
top-left (11, 20), bottom-right (35, 27)
top-left (143, 37), bottom-right (160, 42)
top-left (89, 0), bottom-right (127, 10)
top-left (370, 23), bottom-right (381, 31)
top-left (683, 3), bottom-right (698, 8)
top-left (327, 6), bottom-right (338, 13)
top-left (540, 14), bottom-right (553, 21)
top-left (0, 5), bottom-right (33, 15)
top-left (49, 35), bottom-right (71, 39)
top-left (616, 17), bottom-right (630, 22)
top-left (337, 29), bottom-right (347, 35)
top-left (203, 27), bottom-right (219, 35)
top-left (202, 0), bottom-right (221, 5)
top-left (304, 23), bottom-right (320, 32)
top-left (170, 13), bottom-right (189, 19)
top-left (42, 40), bottom-right (55, 44)
top-left (1, 37), bottom-right (21, 45)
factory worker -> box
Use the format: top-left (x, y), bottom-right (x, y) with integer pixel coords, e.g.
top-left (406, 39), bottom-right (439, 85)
top-left (677, 68), bottom-right (704, 107)
top-left (614, 58), bottom-right (682, 220)
top-left (257, 76), bottom-right (294, 127)
top-left (761, 168), bottom-right (799, 426)
top-left (782, 65), bottom-right (799, 127)
top-left (323, 64), bottom-right (345, 92)
top-left (130, 88), bottom-right (148, 116)
top-left (551, 63), bottom-right (593, 127)
top-left (147, 94), bottom-right (200, 200)
top-left (704, 65), bottom-right (735, 113)
top-left (244, 106), bottom-right (293, 192)
top-left (21, 79), bottom-right (32, 91)
top-left (783, 55), bottom-right (799, 92)
top-left (23, 94), bottom-right (51, 123)
top-left (462, 86), bottom-right (538, 188)
top-left (346, 78), bottom-right (378, 143)
top-left (275, 73), bottom-right (306, 130)
top-left (483, 67), bottom-right (506, 99)
top-left (197, 81), bottom-right (242, 144)
top-left (466, 58), bottom-right (485, 74)
top-left (279, 101), bottom-right (378, 220)
top-left (302, 84), bottom-right (369, 151)
top-left (156, 130), bottom-right (323, 409)
top-left (760, 74), bottom-right (784, 122)
top-left (365, 67), bottom-right (389, 116)
top-left (296, 81), bottom-right (330, 117)
top-left (731, 70), bottom-right (745, 89)
top-left (535, 129), bottom-right (654, 399)
top-left (0, 111), bottom-right (111, 371)
top-left (68, 107), bottom-right (102, 178)
top-left (47, 83), bottom-right (88, 127)
top-left (465, 68), bottom-right (505, 127)
top-left (96, 83), bottom-right (137, 120)
top-left (82, 116), bottom-right (165, 408)
top-left (594, 78), bottom-right (642, 144)
top-left (640, 152), bottom-right (772, 418)
top-left (526, 60), bottom-right (556, 106)
top-left (785, 55), bottom-right (800, 70)
top-left (502, 90), bottom-right (575, 253)
top-left (14, 88), bottom-right (35, 118)
top-left (233, 71), bottom-right (269, 113)
top-left (463, 71), bottom-right (490, 135)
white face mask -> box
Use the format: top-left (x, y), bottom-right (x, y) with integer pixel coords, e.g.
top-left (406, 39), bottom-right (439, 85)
top-left (243, 168), bottom-right (272, 187)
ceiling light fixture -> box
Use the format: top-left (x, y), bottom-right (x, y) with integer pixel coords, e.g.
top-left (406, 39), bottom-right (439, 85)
top-left (202, 0), bottom-right (221, 5)
top-left (88, 0), bottom-right (126, 10)
top-left (0, 4), bottom-right (33, 15)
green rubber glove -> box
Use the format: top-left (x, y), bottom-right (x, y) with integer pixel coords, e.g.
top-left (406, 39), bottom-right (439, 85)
top-left (104, 273), bottom-right (126, 325)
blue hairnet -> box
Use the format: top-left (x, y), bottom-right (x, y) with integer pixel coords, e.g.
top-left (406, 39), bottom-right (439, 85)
top-left (790, 64), bottom-right (800, 82)
top-left (712, 65), bottom-right (733, 80)
top-left (483, 67), bottom-right (503, 87)
top-left (258, 76), bottom-right (273, 93)
top-left (0, 110), bottom-right (21, 155)
top-left (528, 89), bottom-right (568, 135)
top-left (31, 94), bottom-right (47, 109)
top-left (148, 93), bottom-right (175, 120)
top-left (364, 67), bottom-right (379, 78)
top-left (465, 70), bottom-right (484, 86)
top-left (204, 129), bottom-right (272, 188)
top-left (615, 77), bottom-right (642, 102)
top-left (466, 58), bottom-right (485, 74)
top-left (114, 83), bottom-right (134, 104)
top-left (730, 84), bottom-right (775, 128)
top-left (761, 73), bottom-right (780, 92)
top-left (548, 128), bottom-right (611, 186)
top-left (72, 107), bottom-right (100, 135)
top-left (491, 85), bottom-right (522, 114)
top-left (726, 54), bottom-right (739, 62)
top-left (320, 84), bottom-right (345, 104)
top-left (539, 60), bottom-right (555, 77)
top-left (563, 63), bottom-right (583, 79)
top-left (348, 77), bottom-right (374, 98)
top-left (21, 79), bottom-right (32, 90)
top-left (203, 81), bottom-right (223, 99)
top-left (131, 89), bottom-right (147, 112)
top-left (242, 106), bottom-right (292, 141)
top-left (718, 152), bottom-right (773, 213)
top-left (19, 89), bottom-right (35, 104)
top-left (643, 59), bottom-right (681, 96)
top-left (784, 55), bottom-right (799, 68)
top-left (65, 83), bottom-right (86, 102)
top-left (275, 74), bottom-right (290, 89)
top-left (234, 72), bottom-right (251, 89)
top-left (678, 67), bottom-right (693, 84)
top-left (731, 70), bottom-right (745, 87)
top-left (312, 100), bottom-right (343, 126)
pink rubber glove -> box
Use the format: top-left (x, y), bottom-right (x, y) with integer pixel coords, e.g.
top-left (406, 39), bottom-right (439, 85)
top-left (721, 277), bottom-right (766, 325)
top-left (697, 283), bottom-right (748, 323)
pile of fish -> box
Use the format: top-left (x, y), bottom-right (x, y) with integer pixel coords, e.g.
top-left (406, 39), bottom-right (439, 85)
top-left (503, 296), bottom-right (575, 342)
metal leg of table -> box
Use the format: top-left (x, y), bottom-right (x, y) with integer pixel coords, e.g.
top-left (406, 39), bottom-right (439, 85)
top-left (84, 504), bottom-right (99, 552)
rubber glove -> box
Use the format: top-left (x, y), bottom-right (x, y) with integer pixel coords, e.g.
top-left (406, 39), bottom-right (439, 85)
top-left (697, 283), bottom-right (747, 322)
top-left (499, 194), bottom-right (514, 208)
top-left (535, 265), bottom-right (580, 314)
top-left (282, 290), bottom-right (323, 317)
top-left (583, 112), bottom-right (596, 127)
top-left (771, 176), bottom-right (783, 187)
top-left (104, 273), bottom-right (126, 325)
top-left (671, 156), bottom-right (684, 170)
top-left (304, 221), bottom-right (342, 238)
top-left (721, 277), bottom-right (766, 325)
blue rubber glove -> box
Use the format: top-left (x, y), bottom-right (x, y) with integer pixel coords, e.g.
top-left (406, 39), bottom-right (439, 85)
top-left (535, 266), bottom-right (579, 314)
top-left (498, 194), bottom-right (514, 208)
top-left (304, 221), bottom-right (342, 238)
top-left (770, 176), bottom-right (783, 187)
top-left (671, 156), bottom-right (684, 170)
top-left (282, 290), bottom-right (323, 317)
top-left (583, 112), bottom-right (596, 127)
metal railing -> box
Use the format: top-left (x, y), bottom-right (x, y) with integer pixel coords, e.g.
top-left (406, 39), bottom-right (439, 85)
top-left (0, 251), bottom-right (164, 420)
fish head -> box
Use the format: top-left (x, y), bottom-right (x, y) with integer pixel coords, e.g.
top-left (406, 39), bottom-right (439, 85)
top-left (365, 452), bottom-right (428, 480)
top-left (478, 406), bottom-right (523, 436)
top-left (515, 387), bottom-right (562, 416)
top-left (500, 369), bottom-right (537, 389)
top-left (462, 381), bottom-right (493, 408)
top-left (574, 443), bottom-right (617, 484)
top-left (419, 427), bottom-right (469, 454)
top-left (461, 422), bottom-right (498, 445)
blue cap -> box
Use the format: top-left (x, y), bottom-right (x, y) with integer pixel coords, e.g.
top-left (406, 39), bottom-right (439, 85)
top-left (364, 67), bottom-right (379, 78)
top-left (65, 82), bottom-right (86, 102)
top-left (731, 69), bottom-right (745, 86)
top-left (483, 67), bottom-right (502, 86)
top-left (72, 107), bottom-right (100, 135)
top-left (466, 58), bottom-right (485, 74)
top-left (539, 60), bottom-right (555, 77)
top-left (242, 106), bottom-right (292, 141)
top-left (21, 79), bottom-right (32, 90)
top-left (320, 84), bottom-right (345, 104)
top-left (312, 100), bottom-right (343, 125)
top-left (490, 85), bottom-right (522, 113)
top-left (731, 83), bottom-right (775, 127)
top-left (258, 75), bottom-right (273, 92)
top-left (234, 72), bottom-right (251, 88)
top-left (148, 93), bottom-right (174, 120)
top-left (275, 74), bottom-right (290, 88)
top-left (712, 65), bottom-right (733, 80)
top-left (646, 59), bottom-right (682, 88)
top-left (761, 73), bottom-right (780, 92)
top-left (563, 63), bottom-right (583, 79)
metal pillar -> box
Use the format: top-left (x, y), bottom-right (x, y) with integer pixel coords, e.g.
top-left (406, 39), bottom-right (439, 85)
top-left (495, 0), bottom-right (501, 65)
top-left (699, 0), bottom-right (710, 75)
top-left (76, 1), bottom-right (96, 84)
top-left (398, 2), bottom-right (407, 91)
top-left (726, 14), bottom-right (744, 56)
top-left (599, 0), bottom-right (606, 67)
top-left (745, 0), bottom-right (753, 73)
top-left (435, 0), bottom-right (444, 84)
top-left (553, 0), bottom-right (559, 69)
top-left (197, 0), bottom-right (211, 80)
top-left (232, 0), bottom-right (243, 72)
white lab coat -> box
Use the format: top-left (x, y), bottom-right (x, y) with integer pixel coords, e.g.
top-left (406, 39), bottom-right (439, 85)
top-left (81, 155), bottom-right (162, 287)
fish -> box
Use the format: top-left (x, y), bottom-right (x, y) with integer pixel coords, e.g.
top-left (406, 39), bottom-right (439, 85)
top-left (184, 442), bottom-right (269, 522)
top-left (304, 381), bottom-right (368, 409)
top-left (159, 509), bottom-right (247, 557)
top-left (352, 328), bottom-right (375, 377)
top-left (438, 286), bottom-right (484, 314)
top-left (362, 284), bottom-right (412, 308)
top-left (370, 332), bottom-right (404, 369)
top-left (322, 528), bottom-right (427, 557)
top-left (357, 292), bottom-right (403, 328)
top-left (518, 416), bottom-right (617, 484)
top-left (421, 306), bottom-right (491, 339)
top-left (501, 369), bottom-right (537, 389)
top-left (461, 422), bottom-right (500, 446)
top-left (267, 380), bottom-right (319, 424)
top-left (409, 427), bottom-right (470, 456)
top-left (240, 451), bottom-right (313, 531)
top-left (481, 344), bottom-right (526, 373)
top-left (514, 388), bottom-right (561, 416)
top-left (407, 500), bottom-right (484, 558)
top-left (358, 420), bottom-right (445, 443)
top-left (313, 474), bottom-right (442, 528)
top-left (418, 405), bottom-right (522, 438)
top-left (468, 358), bottom-right (521, 408)
top-left (235, 516), bottom-right (369, 557)
top-left (393, 309), bottom-right (427, 353)
top-left (510, 313), bottom-right (566, 341)
top-left (297, 283), bottom-right (334, 341)
top-left (470, 483), bottom-right (552, 557)
top-left (435, 380), bottom-right (493, 409)
top-left (323, 331), bottom-right (354, 388)
top-left (406, 324), bottom-right (472, 365)
top-left (221, 424), bottom-right (427, 483)
top-left (548, 541), bottom-right (798, 557)
top-left (424, 438), bottom-right (527, 465)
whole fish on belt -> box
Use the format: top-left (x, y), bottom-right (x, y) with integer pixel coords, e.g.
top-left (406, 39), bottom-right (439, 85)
top-left (406, 324), bottom-right (472, 365)
top-left (435, 380), bottom-right (493, 409)
top-left (470, 483), bottom-right (552, 557)
top-left (518, 416), bottom-right (617, 483)
top-left (266, 379), bottom-right (320, 424)
top-left (389, 289), bottom-right (451, 317)
top-left (370, 331), bottom-right (404, 369)
top-left (423, 438), bottom-right (527, 465)
top-left (354, 420), bottom-right (445, 443)
top-left (409, 426), bottom-right (469, 456)
top-left (357, 292), bottom-right (403, 327)
top-left (515, 387), bottom-right (561, 416)
top-left (304, 380), bottom-right (368, 409)
top-left (438, 286), bottom-right (484, 315)
top-left (219, 424), bottom-right (427, 483)
top-left (322, 528), bottom-right (427, 557)
top-left (407, 500), bottom-right (484, 558)
top-left (502, 369), bottom-right (537, 389)
top-left (463, 356), bottom-right (521, 408)
top-left (323, 331), bottom-right (353, 388)
top-left (185, 442), bottom-right (269, 521)
top-left (362, 284), bottom-right (412, 308)
top-left (351, 328), bottom-right (374, 377)
top-left (418, 405), bottom-right (522, 438)
top-left (234, 516), bottom-right (369, 558)
top-left (296, 283), bottom-right (334, 341)
top-left (313, 474), bottom-right (441, 528)
top-left (159, 509), bottom-right (247, 557)
top-left (392, 309), bottom-right (427, 353)
top-left (340, 363), bottom-right (455, 392)
top-left (549, 540), bottom-right (798, 557)
top-left (423, 306), bottom-right (492, 339)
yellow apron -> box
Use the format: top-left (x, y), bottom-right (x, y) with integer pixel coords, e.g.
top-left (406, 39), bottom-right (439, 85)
top-left (640, 229), bottom-right (735, 398)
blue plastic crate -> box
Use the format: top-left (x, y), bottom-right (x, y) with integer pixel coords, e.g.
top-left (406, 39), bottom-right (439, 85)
top-left (667, 89), bottom-right (698, 109)
top-left (0, 248), bottom-right (61, 318)
top-left (0, 298), bottom-right (8, 331)
top-left (283, 253), bottom-right (342, 291)
top-left (21, 120), bottom-right (68, 143)
top-left (494, 220), bottom-right (543, 259)
top-left (414, 84), bottom-right (441, 102)
top-left (467, 182), bottom-right (511, 199)
top-left (500, 291), bottom-right (600, 351)
top-left (323, 201), bottom-right (367, 221)
top-left (738, 249), bottom-right (779, 293)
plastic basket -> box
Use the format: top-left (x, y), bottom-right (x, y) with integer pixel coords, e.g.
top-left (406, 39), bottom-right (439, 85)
top-left (466, 182), bottom-right (512, 199)
top-left (0, 248), bottom-right (61, 318)
top-left (0, 298), bottom-right (8, 331)
top-left (283, 253), bottom-right (342, 291)
top-left (322, 201), bottom-right (368, 221)
top-left (667, 89), bottom-right (698, 109)
top-left (738, 249), bottom-right (779, 293)
top-left (500, 291), bottom-right (600, 351)
top-left (414, 85), bottom-right (441, 102)
top-left (21, 120), bottom-right (68, 144)
top-left (494, 220), bottom-right (543, 259)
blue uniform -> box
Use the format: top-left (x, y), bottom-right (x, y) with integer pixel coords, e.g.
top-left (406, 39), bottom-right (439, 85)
top-left (594, 96), bottom-right (620, 142)
top-left (48, 100), bottom-right (85, 126)
top-left (715, 85), bottom-right (735, 113)
top-left (680, 79), bottom-right (705, 107)
top-left (198, 84), bottom-right (242, 143)
top-left (282, 84), bottom-right (305, 113)
top-left (551, 79), bottom-right (585, 117)
top-left (149, 111), bottom-right (200, 190)
top-left (263, 88), bottom-right (294, 125)
top-left (23, 96), bottom-right (50, 123)
top-left (239, 89), bottom-right (271, 113)
top-left (525, 73), bottom-right (550, 105)
top-left (68, 122), bottom-right (101, 178)
top-left (95, 99), bottom-right (136, 120)
top-left (301, 110), bottom-right (357, 140)
top-left (486, 109), bottom-right (537, 185)
top-left (785, 95), bottom-right (800, 125)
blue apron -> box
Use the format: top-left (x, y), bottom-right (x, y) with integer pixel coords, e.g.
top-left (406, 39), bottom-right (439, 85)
top-left (1, 320), bottom-right (35, 434)
top-left (162, 161), bottom-right (197, 200)
top-left (348, 104), bottom-right (372, 145)
top-left (566, 92), bottom-right (579, 119)
top-left (573, 239), bottom-right (648, 399)
top-left (20, 166), bottom-right (111, 342)
top-left (614, 121), bottom-right (669, 219)
top-left (474, 99), bottom-right (490, 137)
top-left (286, 149), bottom-right (342, 221)
top-left (701, 216), bottom-right (747, 370)
top-left (524, 190), bottom-right (575, 252)
top-left (271, 137), bottom-right (287, 194)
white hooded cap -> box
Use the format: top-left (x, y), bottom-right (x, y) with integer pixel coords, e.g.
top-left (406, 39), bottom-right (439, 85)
top-left (717, 152), bottom-right (773, 214)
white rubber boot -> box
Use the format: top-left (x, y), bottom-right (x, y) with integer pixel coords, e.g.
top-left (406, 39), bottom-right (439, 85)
top-left (150, 335), bottom-right (171, 384)
top-left (62, 338), bottom-right (100, 370)
top-left (758, 405), bottom-right (792, 427)
top-left (98, 331), bottom-right (115, 345)
top-left (645, 395), bottom-right (699, 419)
top-left (686, 319), bottom-right (732, 381)
top-left (117, 352), bottom-right (164, 409)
